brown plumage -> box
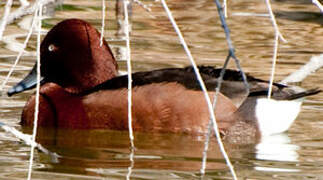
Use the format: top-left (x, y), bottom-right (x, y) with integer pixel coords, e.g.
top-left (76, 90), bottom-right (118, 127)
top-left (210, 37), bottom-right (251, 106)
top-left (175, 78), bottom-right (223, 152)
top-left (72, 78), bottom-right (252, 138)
top-left (8, 19), bottom-right (320, 140)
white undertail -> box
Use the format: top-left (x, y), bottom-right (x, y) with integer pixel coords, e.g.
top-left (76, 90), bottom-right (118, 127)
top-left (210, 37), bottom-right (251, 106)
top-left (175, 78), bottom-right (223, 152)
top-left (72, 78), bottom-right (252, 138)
top-left (255, 98), bottom-right (303, 136)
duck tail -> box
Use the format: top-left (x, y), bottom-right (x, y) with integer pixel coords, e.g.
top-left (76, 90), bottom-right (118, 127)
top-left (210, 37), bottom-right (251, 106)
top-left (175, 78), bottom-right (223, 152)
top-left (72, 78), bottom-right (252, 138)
top-left (286, 88), bottom-right (321, 100)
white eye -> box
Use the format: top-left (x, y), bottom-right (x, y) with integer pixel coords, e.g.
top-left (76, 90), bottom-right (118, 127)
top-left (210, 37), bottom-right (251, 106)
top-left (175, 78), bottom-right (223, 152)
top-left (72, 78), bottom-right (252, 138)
top-left (48, 44), bottom-right (58, 52)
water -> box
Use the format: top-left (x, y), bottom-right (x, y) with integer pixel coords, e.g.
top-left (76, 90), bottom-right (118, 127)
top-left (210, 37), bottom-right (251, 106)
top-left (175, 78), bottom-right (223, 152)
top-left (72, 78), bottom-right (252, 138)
top-left (0, 0), bottom-right (322, 179)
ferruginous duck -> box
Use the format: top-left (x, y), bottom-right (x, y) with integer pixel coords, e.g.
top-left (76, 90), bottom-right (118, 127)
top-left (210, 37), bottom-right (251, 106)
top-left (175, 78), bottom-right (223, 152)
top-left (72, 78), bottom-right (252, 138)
top-left (7, 19), bottom-right (321, 139)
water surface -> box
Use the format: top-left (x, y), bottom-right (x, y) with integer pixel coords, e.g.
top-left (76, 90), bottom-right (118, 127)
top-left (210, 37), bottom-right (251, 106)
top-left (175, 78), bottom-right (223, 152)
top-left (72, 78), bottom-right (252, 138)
top-left (0, 0), bottom-right (322, 179)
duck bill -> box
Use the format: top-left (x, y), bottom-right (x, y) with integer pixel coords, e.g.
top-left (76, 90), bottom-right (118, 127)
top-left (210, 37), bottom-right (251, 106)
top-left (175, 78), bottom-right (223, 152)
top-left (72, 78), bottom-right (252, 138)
top-left (7, 64), bottom-right (45, 97)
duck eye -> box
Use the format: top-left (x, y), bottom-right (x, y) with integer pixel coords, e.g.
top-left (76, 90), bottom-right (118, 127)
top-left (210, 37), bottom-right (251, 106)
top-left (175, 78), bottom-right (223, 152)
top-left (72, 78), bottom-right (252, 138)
top-left (48, 44), bottom-right (58, 52)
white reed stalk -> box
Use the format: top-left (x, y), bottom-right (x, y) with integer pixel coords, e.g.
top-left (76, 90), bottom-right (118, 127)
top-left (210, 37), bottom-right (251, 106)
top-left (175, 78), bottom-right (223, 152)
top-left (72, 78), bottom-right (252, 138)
top-left (4, 0), bottom-right (54, 25)
top-left (19, 0), bottom-right (30, 7)
top-left (124, 0), bottom-right (135, 178)
top-left (160, 1), bottom-right (237, 179)
top-left (0, 122), bottom-right (60, 161)
top-left (0, 0), bottom-right (13, 40)
top-left (124, 0), bottom-right (134, 149)
top-left (133, 0), bottom-right (151, 12)
top-left (265, 0), bottom-right (286, 99)
top-left (200, 121), bottom-right (212, 175)
top-left (265, 0), bottom-right (286, 42)
top-left (0, 12), bottom-right (38, 94)
top-left (223, 0), bottom-right (227, 18)
top-left (201, 59), bottom-right (229, 174)
top-left (267, 33), bottom-right (279, 99)
top-left (312, 0), bottom-right (323, 12)
top-left (27, 3), bottom-right (42, 180)
top-left (100, 0), bottom-right (106, 47)
top-left (281, 54), bottom-right (323, 84)
top-left (126, 146), bottom-right (135, 180)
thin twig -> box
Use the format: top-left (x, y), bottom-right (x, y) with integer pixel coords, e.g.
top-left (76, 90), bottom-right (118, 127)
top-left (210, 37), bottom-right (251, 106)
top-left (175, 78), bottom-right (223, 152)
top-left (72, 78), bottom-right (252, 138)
top-left (265, 0), bottom-right (286, 98)
top-left (0, 0), bottom-right (13, 40)
top-left (0, 13), bottom-right (37, 94)
top-left (123, 0), bottom-right (135, 178)
top-left (19, 0), bottom-right (30, 7)
top-left (27, 3), bottom-right (42, 180)
top-left (312, 0), bottom-right (323, 12)
top-left (0, 0), bottom-right (54, 26)
top-left (201, 54), bottom-right (231, 175)
top-left (223, 0), bottom-right (227, 18)
top-left (265, 0), bottom-right (286, 42)
top-left (202, 0), bottom-right (254, 178)
top-left (124, 0), bottom-right (134, 151)
top-left (160, 1), bottom-right (238, 179)
top-left (267, 33), bottom-right (279, 98)
top-left (0, 122), bottom-right (60, 162)
top-left (100, 0), bottom-right (106, 47)
top-left (201, 54), bottom-right (236, 177)
top-left (132, 0), bottom-right (151, 12)
top-left (211, 0), bottom-right (250, 107)
top-left (213, 0), bottom-right (250, 90)
top-left (200, 121), bottom-right (212, 176)
top-left (126, 146), bottom-right (135, 180)
top-left (281, 54), bottom-right (323, 84)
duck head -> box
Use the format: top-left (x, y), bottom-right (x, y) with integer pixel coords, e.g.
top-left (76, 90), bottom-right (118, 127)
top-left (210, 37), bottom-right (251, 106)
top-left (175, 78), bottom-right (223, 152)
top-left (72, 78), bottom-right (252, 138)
top-left (8, 19), bottom-right (118, 96)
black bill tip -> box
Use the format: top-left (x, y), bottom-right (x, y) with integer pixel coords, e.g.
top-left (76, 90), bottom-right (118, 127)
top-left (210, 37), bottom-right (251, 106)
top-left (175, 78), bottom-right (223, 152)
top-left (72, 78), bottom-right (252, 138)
top-left (7, 83), bottom-right (28, 96)
top-left (7, 64), bottom-right (46, 97)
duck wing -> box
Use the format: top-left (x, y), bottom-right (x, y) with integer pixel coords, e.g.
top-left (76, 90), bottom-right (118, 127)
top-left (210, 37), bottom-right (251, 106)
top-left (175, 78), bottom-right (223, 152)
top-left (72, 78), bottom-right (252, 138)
top-left (86, 66), bottom-right (320, 106)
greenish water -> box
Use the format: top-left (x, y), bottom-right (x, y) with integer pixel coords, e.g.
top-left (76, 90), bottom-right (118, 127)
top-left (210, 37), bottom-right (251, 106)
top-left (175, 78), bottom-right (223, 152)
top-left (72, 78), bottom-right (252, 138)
top-left (0, 0), bottom-right (322, 179)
